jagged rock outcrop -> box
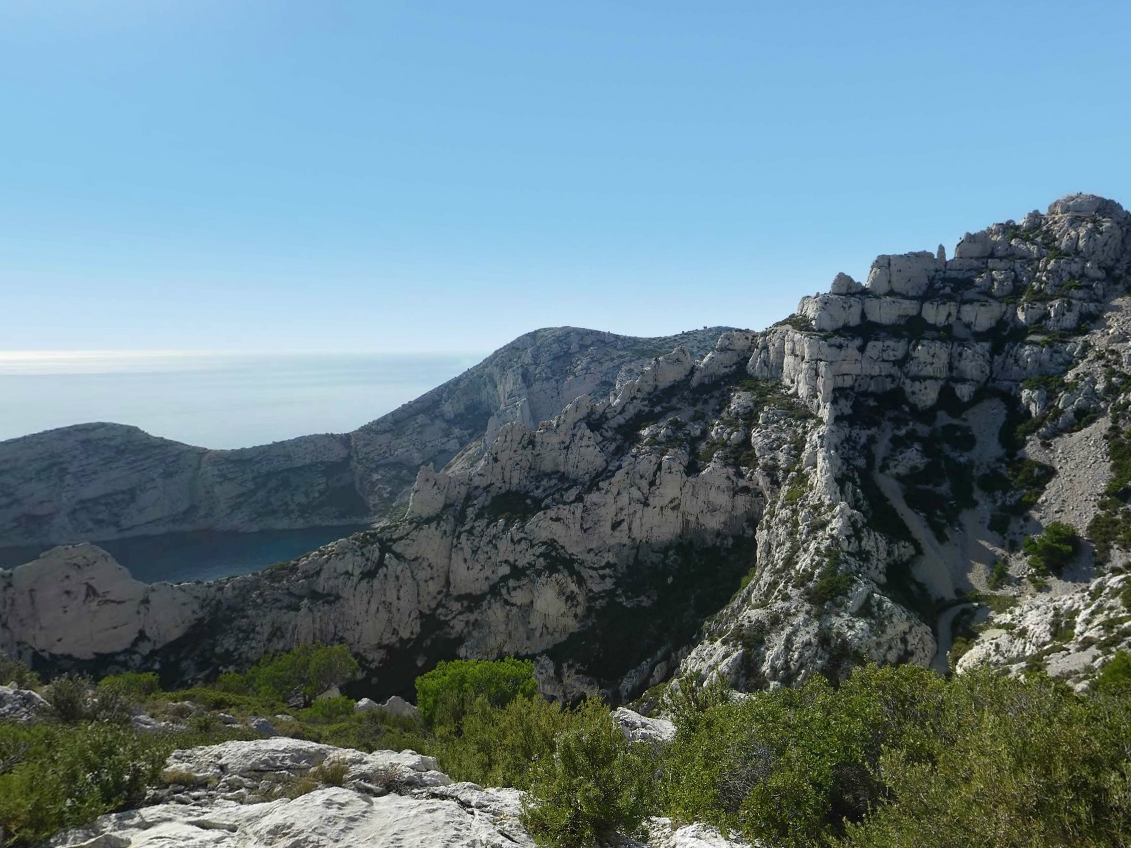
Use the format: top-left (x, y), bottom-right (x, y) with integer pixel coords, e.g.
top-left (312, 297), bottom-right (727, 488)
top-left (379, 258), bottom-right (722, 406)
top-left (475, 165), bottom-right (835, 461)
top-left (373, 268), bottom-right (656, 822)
top-left (6, 194), bottom-right (1131, 699)
top-left (0, 327), bottom-right (728, 548)
top-left (681, 193), bottom-right (1131, 690)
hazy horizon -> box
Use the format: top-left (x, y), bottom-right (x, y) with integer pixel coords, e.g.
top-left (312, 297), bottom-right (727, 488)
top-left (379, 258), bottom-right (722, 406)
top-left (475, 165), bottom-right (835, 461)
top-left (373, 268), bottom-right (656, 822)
top-left (0, 350), bottom-right (484, 448)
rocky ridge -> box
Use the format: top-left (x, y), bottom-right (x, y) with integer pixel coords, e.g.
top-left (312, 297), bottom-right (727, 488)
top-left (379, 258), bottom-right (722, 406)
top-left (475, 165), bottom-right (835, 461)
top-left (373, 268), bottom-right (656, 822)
top-left (0, 327), bottom-right (728, 549)
top-left (5, 194), bottom-right (1131, 699)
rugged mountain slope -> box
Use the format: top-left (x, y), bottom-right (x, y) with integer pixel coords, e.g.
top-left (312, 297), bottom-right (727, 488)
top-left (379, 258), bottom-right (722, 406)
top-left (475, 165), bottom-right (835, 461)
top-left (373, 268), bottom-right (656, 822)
top-left (5, 194), bottom-right (1131, 700)
top-left (0, 327), bottom-right (727, 548)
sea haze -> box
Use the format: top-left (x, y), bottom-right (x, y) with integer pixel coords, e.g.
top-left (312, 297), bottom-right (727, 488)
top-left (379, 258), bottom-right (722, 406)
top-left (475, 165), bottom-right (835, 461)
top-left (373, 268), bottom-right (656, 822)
top-left (0, 350), bottom-right (482, 583)
top-left (0, 351), bottom-right (484, 449)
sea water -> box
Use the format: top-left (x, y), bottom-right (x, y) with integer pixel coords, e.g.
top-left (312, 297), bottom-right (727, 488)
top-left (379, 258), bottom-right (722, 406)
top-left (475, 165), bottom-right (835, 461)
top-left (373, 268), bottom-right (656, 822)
top-left (0, 350), bottom-right (482, 581)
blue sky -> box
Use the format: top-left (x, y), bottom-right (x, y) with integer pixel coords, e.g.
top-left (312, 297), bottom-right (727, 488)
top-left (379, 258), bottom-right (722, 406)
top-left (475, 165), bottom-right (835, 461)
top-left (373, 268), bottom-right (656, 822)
top-left (2, 0), bottom-right (1130, 354)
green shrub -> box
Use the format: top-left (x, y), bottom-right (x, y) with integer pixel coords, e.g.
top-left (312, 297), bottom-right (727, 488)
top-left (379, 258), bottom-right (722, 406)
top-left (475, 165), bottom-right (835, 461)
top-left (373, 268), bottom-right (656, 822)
top-left (44, 674), bottom-right (93, 722)
top-left (0, 655), bottom-right (40, 690)
top-left (988, 559), bottom-right (1009, 590)
top-left (213, 670), bottom-right (253, 694)
top-left (839, 670), bottom-right (1131, 848)
top-left (0, 724), bottom-right (167, 846)
top-left (236, 643), bottom-right (359, 706)
top-left (298, 695), bottom-right (357, 724)
top-left (522, 698), bottom-right (652, 847)
top-left (303, 708), bottom-right (428, 755)
top-left (659, 664), bottom-right (946, 847)
top-left (415, 658), bottom-right (537, 729)
top-left (806, 567), bottom-right (854, 608)
top-left (1095, 650), bottom-right (1131, 697)
top-left (98, 671), bottom-right (161, 704)
top-left (437, 694), bottom-right (568, 788)
top-left (1023, 522), bottom-right (1080, 576)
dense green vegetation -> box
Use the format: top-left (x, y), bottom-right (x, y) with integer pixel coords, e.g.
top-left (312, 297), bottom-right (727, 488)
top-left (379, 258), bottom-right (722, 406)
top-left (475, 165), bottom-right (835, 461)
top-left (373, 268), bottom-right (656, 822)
top-left (655, 665), bottom-right (1131, 848)
top-left (415, 657), bottom-right (537, 728)
top-left (4, 650), bottom-right (1131, 848)
top-left (215, 642), bottom-right (359, 705)
top-left (1023, 521), bottom-right (1081, 576)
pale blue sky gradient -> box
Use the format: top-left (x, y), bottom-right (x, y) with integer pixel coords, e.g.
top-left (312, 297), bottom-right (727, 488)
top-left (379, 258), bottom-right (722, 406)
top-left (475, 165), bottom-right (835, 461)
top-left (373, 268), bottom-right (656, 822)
top-left (2, 1), bottom-right (1130, 353)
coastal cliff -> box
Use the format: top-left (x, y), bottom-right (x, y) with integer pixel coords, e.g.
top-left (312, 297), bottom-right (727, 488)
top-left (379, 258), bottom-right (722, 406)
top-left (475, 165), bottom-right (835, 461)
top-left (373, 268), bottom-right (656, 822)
top-left (5, 194), bottom-right (1131, 701)
top-left (0, 327), bottom-right (728, 548)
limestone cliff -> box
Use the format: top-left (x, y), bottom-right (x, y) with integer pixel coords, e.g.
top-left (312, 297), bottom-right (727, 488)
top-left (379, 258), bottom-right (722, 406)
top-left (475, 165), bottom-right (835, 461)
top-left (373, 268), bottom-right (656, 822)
top-left (6, 194), bottom-right (1131, 700)
top-left (0, 327), bottom-right (728, 548)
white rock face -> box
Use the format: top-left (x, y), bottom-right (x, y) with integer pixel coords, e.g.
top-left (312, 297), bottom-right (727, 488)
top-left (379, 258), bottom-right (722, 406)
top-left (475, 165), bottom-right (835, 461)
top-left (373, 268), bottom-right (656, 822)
top-left (54, 740), bottom-right (525, 848)
top-left (0, 327), bottom-right (731, 548)
top-left (648, 818), bottom-right (749, 847)
top-left (0, 544), bottom-right (204, 659)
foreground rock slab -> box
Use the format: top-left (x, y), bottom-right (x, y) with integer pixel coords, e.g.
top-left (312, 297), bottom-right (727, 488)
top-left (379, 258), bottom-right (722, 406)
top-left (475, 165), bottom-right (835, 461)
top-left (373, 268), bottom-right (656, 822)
top-left (53, 788), bottom-right (530, 848)
top-left (53, 739), bottom-right (528, 848)
top-left (51, 738), bottom-right (747, 848)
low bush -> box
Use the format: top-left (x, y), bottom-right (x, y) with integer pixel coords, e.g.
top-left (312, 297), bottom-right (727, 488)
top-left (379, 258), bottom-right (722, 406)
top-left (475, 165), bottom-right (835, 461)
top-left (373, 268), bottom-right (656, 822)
top-left (44, 674), bottom-right (94, 722)
top-left (439, 694), bottom-right (567, 789)
top-left (839, 671), bottom-right (1131, 848)
top-left (988, 559), bottom-right (1009, 589)
top-left (659, 664), bottom-right (946, 847)
top-left (657, 665), bottom-right (1131, 848)
top-left (1095, 650), bottom-right (1131, 697)
top-left (0, 724), bottom-right (166, 845)
top-left (298, 695), bottom-right (357, 724)
top-left (415, 658), bottom-right (537, 729)
top-left (218, 643), bottom-right (359, 706)
top-left (521, 699), bottom-right (652, 848)
top-left (0, 655), bottom-right (40, 690)
top-left (98, 671), bottom-right (161, 704)
top-left (297, 708), bottom-right (427, 755)
top-left (1023, 522), bottom-right (1080, 575)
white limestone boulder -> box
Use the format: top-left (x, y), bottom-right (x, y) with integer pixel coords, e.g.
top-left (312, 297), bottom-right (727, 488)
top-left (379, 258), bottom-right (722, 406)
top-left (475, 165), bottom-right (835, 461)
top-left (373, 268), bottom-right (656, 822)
top-left (51, 787), bottom-right (531, 848)
top-left (613, 707), bottom-right (676, 744)
top-left (354, 695), bottom-right (420, 721)
top-left (798, 294), bottom-right (863, 332)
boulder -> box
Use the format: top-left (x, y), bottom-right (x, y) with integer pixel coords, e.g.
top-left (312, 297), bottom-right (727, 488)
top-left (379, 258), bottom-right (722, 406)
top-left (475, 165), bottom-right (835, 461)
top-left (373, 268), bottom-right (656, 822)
top-left (354, 695), bottom-right (420, 721)
top-left (829, 272), bottom-right (863, 295)
top-left (248, 717), bottom-right (278, 737)
top-left (0, 683), bottom-right (49, 722)
top-left (613, 707), bottom-right (676, 744)
top-left (798, 294), bottom-right (863, 331)
top-left (888, 251), bottom-right (939, 296)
